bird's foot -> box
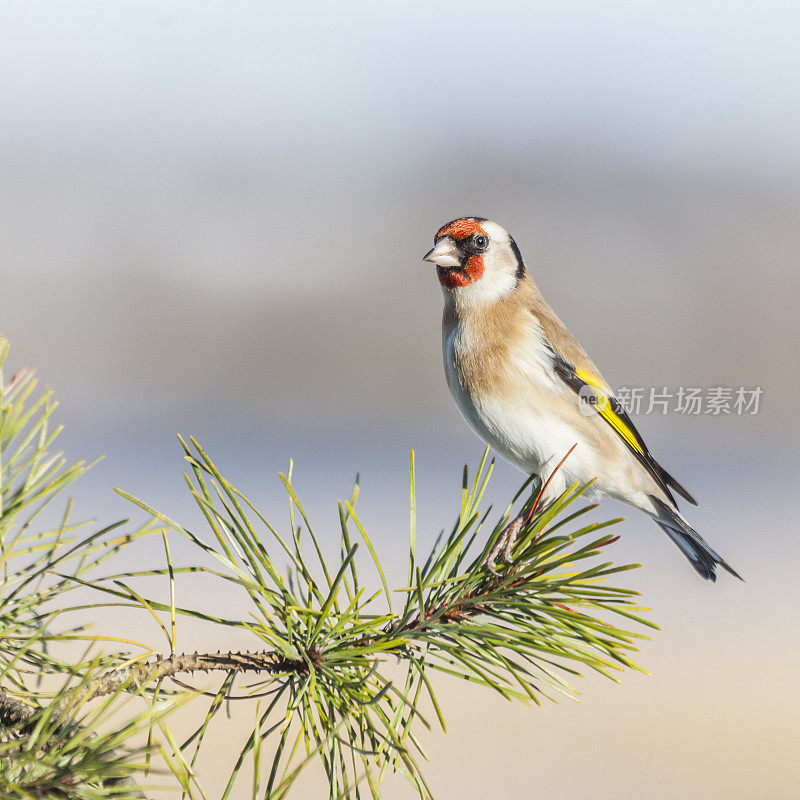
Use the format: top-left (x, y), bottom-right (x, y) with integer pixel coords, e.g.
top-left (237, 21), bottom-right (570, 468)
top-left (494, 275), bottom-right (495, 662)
top-left (486, 516), bottom-right (525, 576)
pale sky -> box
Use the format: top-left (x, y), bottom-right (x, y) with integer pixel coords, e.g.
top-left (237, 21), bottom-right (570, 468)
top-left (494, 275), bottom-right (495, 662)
top-left (2, 1), bottom-right (799, 173)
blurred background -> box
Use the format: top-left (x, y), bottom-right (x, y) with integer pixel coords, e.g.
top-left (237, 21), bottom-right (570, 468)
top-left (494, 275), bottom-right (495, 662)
top-left (1, 2), bottom-right (798, 798)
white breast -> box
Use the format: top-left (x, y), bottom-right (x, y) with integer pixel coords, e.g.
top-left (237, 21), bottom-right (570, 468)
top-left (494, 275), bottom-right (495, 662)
top-left (443, 320), bottom-right (602, 499)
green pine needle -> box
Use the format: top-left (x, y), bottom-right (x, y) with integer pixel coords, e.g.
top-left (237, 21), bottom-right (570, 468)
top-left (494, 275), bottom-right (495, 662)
top-left (0, 337), bottom-right (654, 800)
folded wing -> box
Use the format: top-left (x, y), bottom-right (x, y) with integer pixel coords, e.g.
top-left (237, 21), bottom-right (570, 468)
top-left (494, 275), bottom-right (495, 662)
top-left (550, 352), bottom-right (697, 507)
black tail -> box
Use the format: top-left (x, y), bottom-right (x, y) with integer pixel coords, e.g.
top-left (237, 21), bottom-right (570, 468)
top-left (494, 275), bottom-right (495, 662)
top-left (650, 497), bottom-right (742, 582)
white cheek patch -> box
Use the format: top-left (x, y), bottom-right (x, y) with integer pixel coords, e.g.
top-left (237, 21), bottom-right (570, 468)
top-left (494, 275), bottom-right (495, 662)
top-left (452, 270), bottom-right (517, 308)
top-left (451, 242), bottom-right (519, 309)
top-left (438, 221), bottom-right (524, 310)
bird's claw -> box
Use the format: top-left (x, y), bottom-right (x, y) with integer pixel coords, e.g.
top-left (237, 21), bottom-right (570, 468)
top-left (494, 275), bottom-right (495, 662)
top-left (486, 516), bottom-right (525, 576)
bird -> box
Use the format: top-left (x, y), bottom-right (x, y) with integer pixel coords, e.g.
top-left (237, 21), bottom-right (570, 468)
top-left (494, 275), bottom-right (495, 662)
top-left (423, 217), bottom-right (740, 581)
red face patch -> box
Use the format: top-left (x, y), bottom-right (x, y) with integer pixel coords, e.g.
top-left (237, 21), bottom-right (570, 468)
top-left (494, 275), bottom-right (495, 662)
top-left (436, 218), bottom-right (486, 241)
top-left (437, 255), bottom-right (485, 288)
top-left (433, 218), bottom-right (487, 288)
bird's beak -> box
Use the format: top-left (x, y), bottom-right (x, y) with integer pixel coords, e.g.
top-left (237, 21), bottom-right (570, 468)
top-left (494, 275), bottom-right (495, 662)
top-left (423, 238), bottom-right (462, 268)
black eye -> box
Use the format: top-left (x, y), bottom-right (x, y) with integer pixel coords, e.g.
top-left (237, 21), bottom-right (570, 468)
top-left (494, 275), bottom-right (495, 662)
top-left (473, 234), bottom-right (488, 250)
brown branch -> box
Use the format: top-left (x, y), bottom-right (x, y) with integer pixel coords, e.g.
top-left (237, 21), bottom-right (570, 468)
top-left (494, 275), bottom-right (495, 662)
top-left (0, 647), bottom-right (322, 730)
top-left (0, 574), bottom-right (509, 731)
top-left (84, 649), bottom-right (316, 699)
top-left (0, 549), bottom-right (543, 732)
top-left (389, 572), bottom-right (527, 633)
top-left (0, 576), bottom-right (507, 731)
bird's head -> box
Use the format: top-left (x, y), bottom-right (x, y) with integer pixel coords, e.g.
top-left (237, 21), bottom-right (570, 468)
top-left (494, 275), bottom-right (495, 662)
top-left (423, 218), bottom-right (526, 303)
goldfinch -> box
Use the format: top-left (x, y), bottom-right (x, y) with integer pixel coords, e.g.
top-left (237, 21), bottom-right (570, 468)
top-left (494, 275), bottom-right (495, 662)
top-left (424, 217), bottom-right (740, 581)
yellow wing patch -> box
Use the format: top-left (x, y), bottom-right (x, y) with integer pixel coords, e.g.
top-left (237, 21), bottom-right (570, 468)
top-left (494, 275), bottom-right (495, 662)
top-left (574, 368), bottom-right (644, 455)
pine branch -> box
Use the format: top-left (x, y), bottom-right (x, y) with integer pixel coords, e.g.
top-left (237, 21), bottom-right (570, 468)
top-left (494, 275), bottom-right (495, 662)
top-left (0, 650), bottom-right (311, 729)
top-left (0, 337), bottom-right (656, 799)
top-left (0, 556), bottom-right (611, 728)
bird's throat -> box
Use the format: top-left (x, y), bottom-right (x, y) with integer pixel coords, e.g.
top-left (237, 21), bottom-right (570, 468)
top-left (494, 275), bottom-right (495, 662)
top-left (437, 255), bottom-right (484, 288)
